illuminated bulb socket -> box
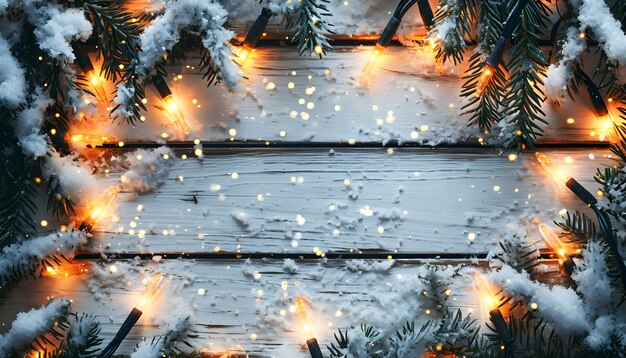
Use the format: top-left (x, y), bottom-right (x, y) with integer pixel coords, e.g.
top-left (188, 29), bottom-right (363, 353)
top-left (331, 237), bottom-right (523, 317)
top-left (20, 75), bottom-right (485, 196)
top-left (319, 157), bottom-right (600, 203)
top-left (563, 258), bottom-right (576, 276)
top-left (377, 16), bottom-right (401, 48)
top-left (71, 41), bottom-right (94, 74)
top-left (152, 75), bottom-right (173, 99)
top-left (243, 7), bottom-right (273, 49)
top-left (486, 37), bottom-right (507, 68)
top-left (417, 0), bottom-right (435, 29)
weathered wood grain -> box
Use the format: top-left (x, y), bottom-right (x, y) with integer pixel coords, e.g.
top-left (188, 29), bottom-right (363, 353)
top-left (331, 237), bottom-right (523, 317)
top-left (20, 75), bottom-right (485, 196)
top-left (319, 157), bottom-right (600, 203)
top-left (74, 47), bottom-right (615, 147)
top-left (83, 148), bottom-right (616, 255)
top-left (0, 260), bottom-right (486, 357)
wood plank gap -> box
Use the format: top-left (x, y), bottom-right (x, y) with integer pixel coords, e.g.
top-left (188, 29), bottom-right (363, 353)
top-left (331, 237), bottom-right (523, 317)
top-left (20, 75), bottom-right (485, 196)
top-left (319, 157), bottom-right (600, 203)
top-left (75, 251), bottom-right (556, 260)
top-left (95, 140), bottom-right (611, 150)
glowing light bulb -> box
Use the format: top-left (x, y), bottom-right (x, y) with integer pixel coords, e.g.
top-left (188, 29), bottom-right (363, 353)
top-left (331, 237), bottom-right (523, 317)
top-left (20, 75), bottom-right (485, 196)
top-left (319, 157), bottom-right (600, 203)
top-left (294, 296), bottom-right (315, 339)
top-left (535, 152), bottom-right (570, 184)
top-left (597, 112), bottom-right (615, 142)
top-left (475, 64), bottom-right (495, 98)
top-left (66, 133), bottom-right (117, 147)
top-left (83, 186), bottom-right (119, 229)
top-left (135, 273), bottom-right (163, 311)
top-left (473, 272), bottom-right (498, 311)
top-left (86, 70), bottom-right (109, 103)
top-left (160, 94), bottom-right (190, 135)
top-left (539, 224), bottom-right (576, 263)
top-left (42, 262), bottom-right (91, 278)
top-left (360, 44), bottom-right (385, 84)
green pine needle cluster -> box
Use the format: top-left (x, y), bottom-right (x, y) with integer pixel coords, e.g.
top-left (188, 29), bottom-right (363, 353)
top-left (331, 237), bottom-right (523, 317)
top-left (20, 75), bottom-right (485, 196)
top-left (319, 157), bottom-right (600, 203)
top-left (284, 0), bottom-right (334, 58)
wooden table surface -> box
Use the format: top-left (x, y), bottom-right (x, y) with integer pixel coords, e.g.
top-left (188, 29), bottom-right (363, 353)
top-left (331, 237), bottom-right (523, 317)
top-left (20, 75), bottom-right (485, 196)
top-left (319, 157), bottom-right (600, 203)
top-left (1, 43), bottom-right (618, 357)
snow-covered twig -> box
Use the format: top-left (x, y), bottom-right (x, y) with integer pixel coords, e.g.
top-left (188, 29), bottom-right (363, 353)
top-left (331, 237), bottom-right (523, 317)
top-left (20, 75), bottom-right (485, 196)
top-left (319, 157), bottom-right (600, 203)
top-left (0, 230), bottom-right (87, 297)
top-left (0, 299), bottom-right (71, 356)
top-left (577, 0), bottom-right (626, 66)
top-left (56, 314), bottom-right (103, 358)
top-left (0, 35), bottom-right (26, 108)
top-left (32, 7), bottom-right (92, 62)
top-left (131, 315), bottom-right (193, 357)
top-left (276, 0), bottom-right (333, 57)
top-left (545, 27), bottom-right (585, 102)
top-left (139, 0), bottom-right (241, 90)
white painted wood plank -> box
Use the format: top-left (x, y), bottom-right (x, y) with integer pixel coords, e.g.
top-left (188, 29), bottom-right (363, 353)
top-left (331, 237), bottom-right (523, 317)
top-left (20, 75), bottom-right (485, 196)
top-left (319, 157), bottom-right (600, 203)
top-left (0, 260), bottom-right (480, 357)
top-left (74, 47), bottom-right (614, 147)
top-left (85, 148), bottom-right (617, 254)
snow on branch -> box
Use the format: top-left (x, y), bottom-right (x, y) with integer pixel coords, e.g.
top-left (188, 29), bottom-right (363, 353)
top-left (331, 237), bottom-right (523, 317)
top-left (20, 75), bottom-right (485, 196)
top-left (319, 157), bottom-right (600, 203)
top-left (577, 0), bottom-right (626, 66)
top-left (545, 27), bottom-right (585, 102)
top-left (15, 89), bottom-right (53, 158)
top-left (0, 230), bottom-right (87, 278)
top-left (44, 152), bottom-right (102, 201)
top-left (139, 0), bottom-right (241, 90)
top-left (131, 315), bottom-right (193, 357)
top-left (270, 0), bottom-right (333, 57)
top-left (0, 299), bottom-right (70, 356)
top-left (32, 6), bottom-right (92, 62)
top-left (0, 35), bottom-right (26, 108)
top-left (56, 314), bottom-right (102, 358)
top-left (489, 266), bottom-right (589, 335)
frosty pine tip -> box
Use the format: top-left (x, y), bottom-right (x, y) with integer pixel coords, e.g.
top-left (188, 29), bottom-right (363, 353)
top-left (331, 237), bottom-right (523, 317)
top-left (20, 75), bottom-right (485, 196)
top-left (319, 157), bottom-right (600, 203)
top-left (475, 0), bottom-right (530, 97)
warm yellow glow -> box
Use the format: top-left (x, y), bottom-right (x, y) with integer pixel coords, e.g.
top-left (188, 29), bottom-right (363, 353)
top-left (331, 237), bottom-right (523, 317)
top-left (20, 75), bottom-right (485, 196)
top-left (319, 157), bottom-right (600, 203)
top-left (42, 262), bottom-right (91, 278)
top-left (85, 186), bottom-right (119, 228)
top-left (135, 273), bottom-right (163, 311)
top-left (597, 113), bottom-right (616, 142)
top-left (161, 94), bottom-right (190, 135)
top-left (86, 70), bottom-right (109, 103)
top-left (535, 152), bottom-right (570, 183)
top-left (359, 44), bottom-right (385, 84)
top-left (294, 296), bottom-right (315, 339)
top-left (473, 271), bottom-right (498, 311)
top-left (67, 133), bottom-right (116, 147)
top-left (539, 224), bottom-right (575, 262)
top-left (475, 64), bottom-right (495, 98)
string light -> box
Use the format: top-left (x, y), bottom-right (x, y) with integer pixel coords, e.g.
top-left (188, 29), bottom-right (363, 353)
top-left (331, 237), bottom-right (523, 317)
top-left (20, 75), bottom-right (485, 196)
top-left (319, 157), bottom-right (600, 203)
top-left (153, 75), bottom-right (190, 135)
top-left (475, 0), bottom-right (530, 97)
top-left (294, 296), bottom-right (323, 358)
top-left (538, 224), bottom-right (576, 275)
top-left (42, 261), bottom-right (91, 278)
top-left (72, 42), bottom-right (109, 103)
top-left (79, 186), bottom-right (119, 231)
top-left (66, 134), bottom-right (117, 148)
top-left (579, 69), bottom-right (614, 141)
top-left (473, 272), bottom-right (513, 357)
top-left (536, 152), bottom-right (626, 288)
top-left (361, 0), bottom-right (434, 82)
top-left (98, 273), bottom-right (163, 358)
top-left (238, 7), bottom-right (273, 60)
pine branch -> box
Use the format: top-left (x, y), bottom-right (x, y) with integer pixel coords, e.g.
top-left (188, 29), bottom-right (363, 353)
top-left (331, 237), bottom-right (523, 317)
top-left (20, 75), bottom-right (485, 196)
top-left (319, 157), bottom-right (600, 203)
top-left (502, 0), bottom-right (550, 151)
top-left (492, 235), bottom-right (542, 278)
top-left (0, 121), bottom-right (37, 248)
top-left (461, 1), bottom-right (508, 132)
top-left (556, 210), bottom-right (600, 243)
top-left (46, 174), bottom-right (76, 220)
top-left (417, 265), bottom-right (458, 313)
top-left (55, 314), bottom-right (103, 358)
top-left (85, 1), bottom-right (147, 124)
top-left (433, 0), bottom-right (476, 64)
top-left (328, 324), bottom-right (382, 358)
top-left (286, 0), bottom-right (334, 58)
